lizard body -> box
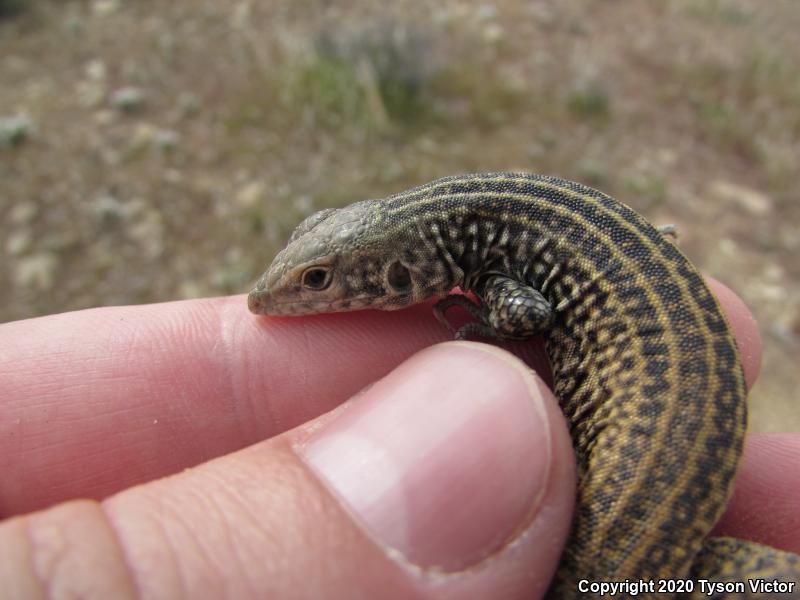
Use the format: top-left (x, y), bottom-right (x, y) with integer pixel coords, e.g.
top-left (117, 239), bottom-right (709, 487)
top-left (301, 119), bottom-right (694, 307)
top-left (248, 173), bottom-right (799, 598)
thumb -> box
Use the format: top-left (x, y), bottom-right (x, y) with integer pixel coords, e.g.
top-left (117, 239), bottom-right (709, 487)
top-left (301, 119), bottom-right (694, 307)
top-left (0, 343), bottom-right (575, 599)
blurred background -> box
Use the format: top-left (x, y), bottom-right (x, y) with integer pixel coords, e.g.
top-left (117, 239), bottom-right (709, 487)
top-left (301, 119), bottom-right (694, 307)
top-left (1, 1), bottom-right (797, 431)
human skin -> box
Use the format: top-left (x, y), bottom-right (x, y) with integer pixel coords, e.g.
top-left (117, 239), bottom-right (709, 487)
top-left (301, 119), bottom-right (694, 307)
top-left (0, 279), bottom-right (797, 599)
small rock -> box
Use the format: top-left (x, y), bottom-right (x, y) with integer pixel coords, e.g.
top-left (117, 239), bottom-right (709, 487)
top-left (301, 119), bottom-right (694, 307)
top-left (482, 23), bottom-right (504, 43)
top-left (177, 92), bottom-right (200, 117)
top-left (235, 181), bottom-right (267, 209)
top-left (0, 114), bottom-right (33, 148)
top-left (5, 231), bottom-right (32, 256)
top-left (763, 264), bottom-right (784, 282)
top-left (110, 87), bottom-right (146, 113)
top-left (163, 169), bottom-right (184, 184)
top-left (655, 148), bottom-right (678, 168)
top-left (77, 81), bottom-right (106, 108)
top-left (759, 284), bottom-right (787, 302)
top-left (770, 323), bottom-right (798, 346)
top-left (91, 194), bottom-right (130, 225)
top-left (10, 201), bottom-right (38, 224)
top-left (125, 124), bottom-right (179, 155)
top-left (92, 0), bottom-right (121, 16)
top-left (93, 109), bottom-right (116, 125)
top-left (85, 59), bottom-right (107, 80)
top-left (709, 180), bottom-right (772, 216)
top-left (14, 253), bottom-right (58, 291)
top-left (154, 129), bottom-right (179, 153)
top-left (475, 5), bottom-right (497, 20)
top-left (128, 122), bottom-right (157, 152)
top-left (717, 238), bottom-right (738, 257)
top-left (129, 208), bottom-right (165, 259)
top-left (231, 2), bottom-right (252, 29)
top-left (293, 194), bottom-right (313, 213)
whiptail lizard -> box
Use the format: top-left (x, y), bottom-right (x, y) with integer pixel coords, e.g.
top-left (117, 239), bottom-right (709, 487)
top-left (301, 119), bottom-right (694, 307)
top-left (248, 173), bottom-right (799, 598)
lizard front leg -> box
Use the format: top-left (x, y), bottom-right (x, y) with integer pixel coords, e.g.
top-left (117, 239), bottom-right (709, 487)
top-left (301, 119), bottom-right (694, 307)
top-left (434, 275), bottom-right (554, 341)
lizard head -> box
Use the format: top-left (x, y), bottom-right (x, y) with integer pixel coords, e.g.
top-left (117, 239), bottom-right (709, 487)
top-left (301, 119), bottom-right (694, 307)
top-left (248, 201), bottom-right (436, 316)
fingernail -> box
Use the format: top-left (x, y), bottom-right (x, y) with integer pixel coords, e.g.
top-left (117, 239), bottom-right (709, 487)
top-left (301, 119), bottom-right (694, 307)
top-left (294, 343), bottom-right (552, 571)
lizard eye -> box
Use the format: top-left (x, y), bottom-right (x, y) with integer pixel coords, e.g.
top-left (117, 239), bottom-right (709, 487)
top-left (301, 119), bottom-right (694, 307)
top-left (387, 261), bottom-right (411, 293)
top-left (302, 267), bottom-right (332, 291)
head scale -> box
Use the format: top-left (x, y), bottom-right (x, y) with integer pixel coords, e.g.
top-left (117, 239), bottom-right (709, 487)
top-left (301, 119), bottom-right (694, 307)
top-left (248, 201), bottom-right (432, 316)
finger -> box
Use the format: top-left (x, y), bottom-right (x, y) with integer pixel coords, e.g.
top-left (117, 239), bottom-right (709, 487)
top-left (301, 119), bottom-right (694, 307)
top-left (0, 278), bottom-right (760, 516)
top-left (713, 432), bottom-right (800, 555)
top-left (0, 297), bottom-right (454, 516)
top-left (705, 277), bottom-right (762, 388)
top-left (0, 344), bottom-right (576, 600)
top-left (703, 281), bottom-right (796, 552)
top-left (0, 279), bottom-right (760, 515)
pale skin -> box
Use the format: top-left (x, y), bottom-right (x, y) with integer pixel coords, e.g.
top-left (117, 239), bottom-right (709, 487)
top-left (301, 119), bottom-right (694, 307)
top-left (0, 279), bottom-right (797, 599)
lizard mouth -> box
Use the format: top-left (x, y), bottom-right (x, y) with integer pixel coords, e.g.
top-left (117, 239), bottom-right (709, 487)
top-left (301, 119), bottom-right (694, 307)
top-left (247, 288), bottom-right (378, 316)
top-left (247, 288), bottom-right (271, 314)
top-left (247, 290), bottom-right (312, 316)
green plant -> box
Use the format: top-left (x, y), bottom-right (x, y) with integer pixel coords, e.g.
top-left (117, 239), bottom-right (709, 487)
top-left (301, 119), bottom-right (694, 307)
top-left (566, 85), bottom-right (611, 120)
top-left (292, 53), bottom-right (366, 126)
top-left (287, 22), bottom-right (440, 131)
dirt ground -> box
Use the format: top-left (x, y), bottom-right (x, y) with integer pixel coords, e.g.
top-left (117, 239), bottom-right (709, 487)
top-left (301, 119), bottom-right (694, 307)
top-left (1, 0), bottom-right (798, 431)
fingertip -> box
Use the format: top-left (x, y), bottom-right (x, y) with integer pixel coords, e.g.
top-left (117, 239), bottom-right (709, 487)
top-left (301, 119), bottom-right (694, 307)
top-left (706, 278), bottom-right (762, 389)
top-left (713, 433), bottom-right (800, 555)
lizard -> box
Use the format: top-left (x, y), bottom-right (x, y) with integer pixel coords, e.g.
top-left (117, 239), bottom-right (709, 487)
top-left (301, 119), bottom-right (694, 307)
top-left (247, 172), bottom-right (799, 598)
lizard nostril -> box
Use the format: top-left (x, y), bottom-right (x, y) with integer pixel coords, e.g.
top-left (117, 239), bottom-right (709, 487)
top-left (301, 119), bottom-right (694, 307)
top-left (247, 290), bottom-right (264, 313)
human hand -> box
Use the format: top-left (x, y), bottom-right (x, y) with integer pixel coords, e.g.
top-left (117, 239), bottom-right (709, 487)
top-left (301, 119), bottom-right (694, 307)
top-left (0, 280), bottom-right (796, 598)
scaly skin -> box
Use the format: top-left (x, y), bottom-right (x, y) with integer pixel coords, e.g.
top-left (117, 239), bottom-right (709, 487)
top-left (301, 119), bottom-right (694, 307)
top-left (248, 173), bottom-right (799, 598)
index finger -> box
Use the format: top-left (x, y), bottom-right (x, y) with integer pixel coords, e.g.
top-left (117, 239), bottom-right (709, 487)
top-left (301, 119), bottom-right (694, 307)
top-left (0, 278), bottom-right (760, 517)
top-left (0, 295), bottom-right (547, 516)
